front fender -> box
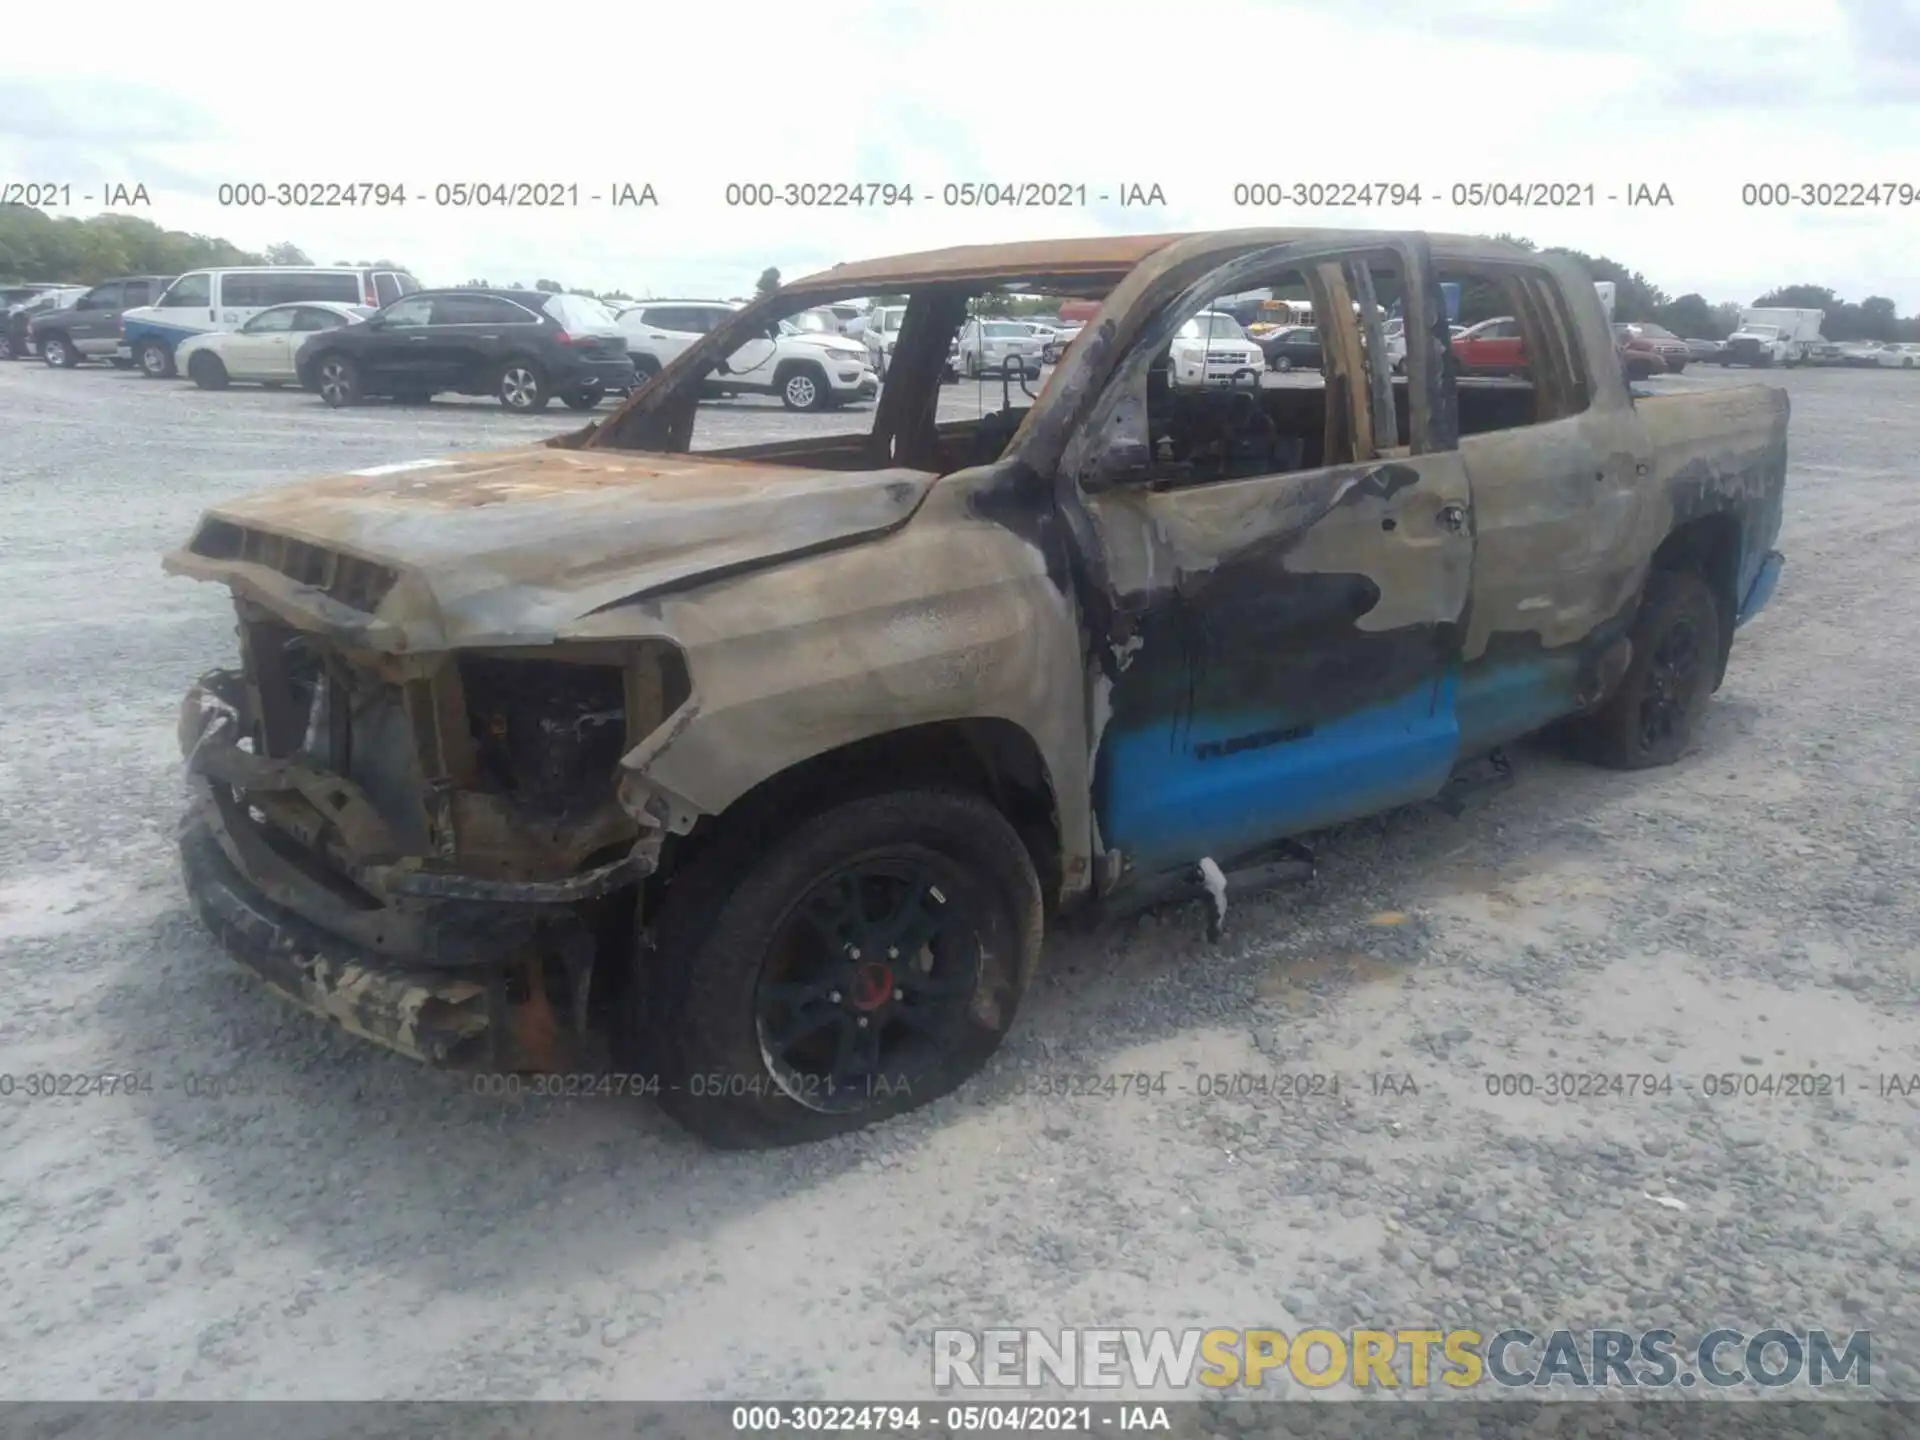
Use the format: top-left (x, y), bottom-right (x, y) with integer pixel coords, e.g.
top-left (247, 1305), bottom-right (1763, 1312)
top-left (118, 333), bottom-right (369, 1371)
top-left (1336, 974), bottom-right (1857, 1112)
top-left (568, 473), bottom-right (1094, 900)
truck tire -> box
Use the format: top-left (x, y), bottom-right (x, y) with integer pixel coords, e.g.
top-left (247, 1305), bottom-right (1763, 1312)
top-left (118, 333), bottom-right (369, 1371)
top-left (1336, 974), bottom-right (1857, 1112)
top-left (1570, 569), bottom-right (1721, 771)
top-left (628, 789), bottom-right (1043, 1149)
top-left (138, 339), bottom-right (176, 378)
top-left (41, 332), bottom-right (78, 368)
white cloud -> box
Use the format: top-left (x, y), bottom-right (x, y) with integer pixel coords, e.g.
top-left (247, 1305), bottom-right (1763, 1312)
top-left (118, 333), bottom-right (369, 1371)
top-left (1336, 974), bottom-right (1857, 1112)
top-left (3, 0), bottom-right (1916, 306)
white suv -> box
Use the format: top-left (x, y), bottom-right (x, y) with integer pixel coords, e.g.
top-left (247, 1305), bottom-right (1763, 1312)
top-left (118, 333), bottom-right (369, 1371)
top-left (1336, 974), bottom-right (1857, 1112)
top-left (1168, 311), bottom-right (1265, 387)
top-left (864, 305), bottom-right (907, 376)
top-left (617, 299), bottom-right (876, 410)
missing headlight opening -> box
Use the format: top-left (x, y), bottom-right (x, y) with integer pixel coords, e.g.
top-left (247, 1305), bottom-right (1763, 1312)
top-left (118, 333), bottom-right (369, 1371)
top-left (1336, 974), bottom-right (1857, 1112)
top-left (460, 658), bottom-right (630, 812)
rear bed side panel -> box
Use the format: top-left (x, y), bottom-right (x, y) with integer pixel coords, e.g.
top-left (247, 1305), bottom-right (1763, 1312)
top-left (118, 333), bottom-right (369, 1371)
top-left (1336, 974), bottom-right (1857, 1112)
top-left (1634, 384), bottom-right (1790, 611)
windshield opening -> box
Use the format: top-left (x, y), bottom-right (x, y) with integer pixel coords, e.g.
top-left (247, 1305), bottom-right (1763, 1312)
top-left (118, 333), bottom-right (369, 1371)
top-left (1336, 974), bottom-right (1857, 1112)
top-left (580, 274), bottom-right (1128, 475)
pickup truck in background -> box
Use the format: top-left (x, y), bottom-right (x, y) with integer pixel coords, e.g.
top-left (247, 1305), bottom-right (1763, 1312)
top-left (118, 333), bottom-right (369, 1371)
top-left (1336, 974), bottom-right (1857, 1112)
top-left (1723, 307), bottom-right (1826, 368)
top-left (1614, 322), bottom-right (1692, 375)
top-left (165, 228), bottom-right (1789, 1148)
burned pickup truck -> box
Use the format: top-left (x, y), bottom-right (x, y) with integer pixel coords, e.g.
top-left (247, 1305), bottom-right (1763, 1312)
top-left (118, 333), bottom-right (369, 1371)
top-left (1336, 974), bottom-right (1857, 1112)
top-left (167, 229), bottom-right (1787, 1147)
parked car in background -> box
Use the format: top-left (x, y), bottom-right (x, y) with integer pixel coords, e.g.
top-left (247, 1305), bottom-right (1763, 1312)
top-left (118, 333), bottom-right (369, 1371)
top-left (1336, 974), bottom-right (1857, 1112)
top-left (1833, 340), bottom-right (1885, 366)
top-left (1877, 342), bottom-right (1920, 369)
top-left (1256, 323), bottom-right (1322, 372)
top-left (783, 307), bottom-right (851, 342)
top-left (1684, 337), bottom-right (1725, 363)
top-left (616, 300), bottom-right (740, 382)
top-left (1614, 322), bottom-right (1690, 374)
top-left (178, 302), bottom-right (375, 389)
top-left (296, 289), bottom-right (631, 412)
top-left (1040, 323), bottom-right (1083, 365)
top-left (1, 282), bottom-right (80, 357)
top-left (28, 275), bottom-right (174, 368)
top-left (1450, 315), bottom-right (1527, 375)
top-left (865, 304), bottom-right (907, 375)
top-left (825, 301), bottom-right (870, 339)
top-left (955, 317), bottom-right (1044, 378)
top-left (0, 282), bottom-right (72, 312)
top-left (2, 286), bottom-right (86, 361)
top-left (1168, 310), bottom-right (1265, 386)
top-left (1614, 336), bottom-right (1667, 382)
top-left (618, 299), bottom-right (873, 409)
top-left (123, 265), bottom-right (421, 378)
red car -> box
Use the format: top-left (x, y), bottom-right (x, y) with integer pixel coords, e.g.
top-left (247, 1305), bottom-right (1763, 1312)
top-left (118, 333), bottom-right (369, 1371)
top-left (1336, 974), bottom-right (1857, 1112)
top-left (1449, 315), bottom-right (1527, 375)
top-left (1614, 322), bottom-right (1690, 374)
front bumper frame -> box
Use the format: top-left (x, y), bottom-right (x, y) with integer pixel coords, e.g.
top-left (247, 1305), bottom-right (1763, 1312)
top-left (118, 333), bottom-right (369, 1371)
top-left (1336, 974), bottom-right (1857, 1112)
top-left (180, 817), bottom-right (496, 1065)
top-left (177, 672), bottom-right (651, 1069)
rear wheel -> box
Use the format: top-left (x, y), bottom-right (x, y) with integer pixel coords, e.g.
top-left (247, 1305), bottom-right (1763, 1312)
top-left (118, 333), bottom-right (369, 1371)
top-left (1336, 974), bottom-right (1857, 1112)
top-left (627, 790), bottom-right (1042, 1148)
top-left (187, 352), bottom-right (229, 390)
top-left (41, 333), bottom-right (78, 368)
top-left (1273, 355), bottom-right (1294, 373)
top-left (1568, 569), bottom-right (1720, 770)
top-left (497, 358), bottom-right (549, 411)
top-left (139, 339), bottom-right (176, 379)
top-left (315, 353), bottom-right (363, 407)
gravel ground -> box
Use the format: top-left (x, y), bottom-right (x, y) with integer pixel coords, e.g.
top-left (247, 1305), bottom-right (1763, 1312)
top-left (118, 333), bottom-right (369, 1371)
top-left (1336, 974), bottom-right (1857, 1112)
top-left (1, 359), bottom-right (1917, 1406)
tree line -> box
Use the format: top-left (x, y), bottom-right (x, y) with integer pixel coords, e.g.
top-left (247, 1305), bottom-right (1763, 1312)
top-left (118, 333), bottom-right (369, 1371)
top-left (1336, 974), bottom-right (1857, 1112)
top-left (4, 206), bottom-right (1916, 341)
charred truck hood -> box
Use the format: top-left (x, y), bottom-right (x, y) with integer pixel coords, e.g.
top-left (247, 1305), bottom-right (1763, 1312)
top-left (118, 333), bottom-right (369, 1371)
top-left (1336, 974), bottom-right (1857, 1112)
top-left (163, 447), bottom-right (938, 650)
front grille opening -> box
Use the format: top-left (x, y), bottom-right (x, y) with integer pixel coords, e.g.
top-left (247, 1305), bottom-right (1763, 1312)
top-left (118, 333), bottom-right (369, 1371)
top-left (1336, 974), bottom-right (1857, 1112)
top-left (194, 522), bottom-right (398, 613)
top-left (460, 659), bottom-right (628, 815)
top-left (192, 519), bottom-right (245, 559)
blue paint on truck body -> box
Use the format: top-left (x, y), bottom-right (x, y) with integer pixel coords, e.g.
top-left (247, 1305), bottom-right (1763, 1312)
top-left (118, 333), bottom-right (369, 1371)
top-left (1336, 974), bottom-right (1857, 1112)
top-left (1096, 672), bottom-right (1462, 871)
top-left (1455, 653), bottom-right (1582, 757)
top-left (1737, 550), bottom-right (1784, 626)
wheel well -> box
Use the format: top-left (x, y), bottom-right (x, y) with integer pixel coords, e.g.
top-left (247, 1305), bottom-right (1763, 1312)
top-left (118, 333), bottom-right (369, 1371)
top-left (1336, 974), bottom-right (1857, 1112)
top-left (774, 357), bottom-right (827, 384)
top-left (1650, 513), bottom-right (1740, 683)
top-left (647, 718), bottom-right (1063, 917)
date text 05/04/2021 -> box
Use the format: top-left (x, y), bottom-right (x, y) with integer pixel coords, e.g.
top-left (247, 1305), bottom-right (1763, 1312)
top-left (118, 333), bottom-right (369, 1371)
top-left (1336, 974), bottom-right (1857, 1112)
top-left (210, 181), bottom-right (658, 208)
top-left (730, 1403), bottom-right (1165, 1433)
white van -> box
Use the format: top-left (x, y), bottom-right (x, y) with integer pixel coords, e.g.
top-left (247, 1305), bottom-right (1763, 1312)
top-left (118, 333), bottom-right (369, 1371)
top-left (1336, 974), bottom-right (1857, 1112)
top-left (122, 265), bottom-right (420, 377)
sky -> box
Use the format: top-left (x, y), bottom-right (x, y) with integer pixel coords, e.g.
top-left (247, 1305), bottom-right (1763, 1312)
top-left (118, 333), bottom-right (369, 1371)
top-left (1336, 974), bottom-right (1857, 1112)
top-left (5, 0), bottom-right (1918, 308)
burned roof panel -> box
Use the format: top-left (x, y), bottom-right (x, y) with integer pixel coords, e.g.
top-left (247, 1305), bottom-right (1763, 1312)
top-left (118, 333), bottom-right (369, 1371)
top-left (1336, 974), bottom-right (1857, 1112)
top-left (782, 229), bottom-right (1543, 297)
